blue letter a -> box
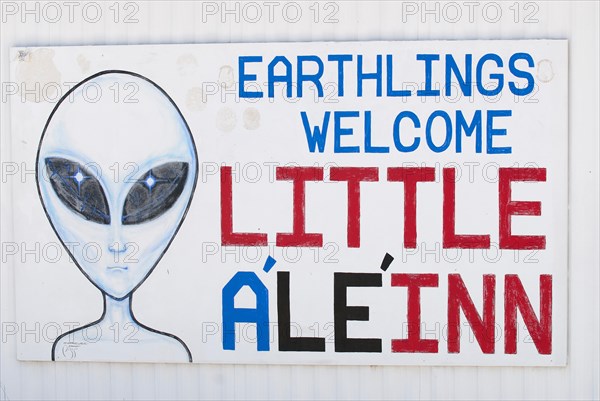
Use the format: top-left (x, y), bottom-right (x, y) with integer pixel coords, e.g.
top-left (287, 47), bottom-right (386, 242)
top-left (222, 272), bottom-right (270, 351)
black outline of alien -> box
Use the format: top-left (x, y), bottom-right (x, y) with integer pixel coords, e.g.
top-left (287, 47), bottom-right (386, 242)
top-left (36, 70), bottom-right (198, 362)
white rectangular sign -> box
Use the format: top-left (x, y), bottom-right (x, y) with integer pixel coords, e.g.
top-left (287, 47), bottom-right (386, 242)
top-left (9, 40), bottom-right (567, 365)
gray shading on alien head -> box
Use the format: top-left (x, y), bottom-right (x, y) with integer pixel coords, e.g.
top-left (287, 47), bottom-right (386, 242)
top-left (36, 70), bottom-right (198, 363)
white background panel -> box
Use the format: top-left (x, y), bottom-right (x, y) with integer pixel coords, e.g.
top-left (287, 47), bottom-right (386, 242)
top-left (1, 1), bottom-right (598, 399)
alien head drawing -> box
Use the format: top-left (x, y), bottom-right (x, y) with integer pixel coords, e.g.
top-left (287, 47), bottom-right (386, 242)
top-left (36, 71), bottom-right (197, 362)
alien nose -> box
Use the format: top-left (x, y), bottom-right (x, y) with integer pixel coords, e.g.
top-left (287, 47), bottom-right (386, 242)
top-left (108, 242), bottom-right (128, 253)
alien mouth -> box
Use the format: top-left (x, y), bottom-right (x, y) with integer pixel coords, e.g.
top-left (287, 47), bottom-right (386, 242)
top-left (107, 266), bottom-right (129, 271)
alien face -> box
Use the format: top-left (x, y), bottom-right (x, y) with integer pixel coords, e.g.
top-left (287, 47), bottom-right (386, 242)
top-left (36, 72), bottom-right (198, 300)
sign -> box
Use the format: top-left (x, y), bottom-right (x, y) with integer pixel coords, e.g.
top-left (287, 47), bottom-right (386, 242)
top-left (8, 40), bottom-right (567, 365)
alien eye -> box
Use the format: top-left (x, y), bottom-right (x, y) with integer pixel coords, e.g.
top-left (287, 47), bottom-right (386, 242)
top-left (122, 162), bottom-right (189, 225)
top-left (45, 158), bottom-right (111, 224)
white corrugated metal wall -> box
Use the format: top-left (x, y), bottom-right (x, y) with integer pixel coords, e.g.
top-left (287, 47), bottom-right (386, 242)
top-left (1, 1), bottom-right (598, 399)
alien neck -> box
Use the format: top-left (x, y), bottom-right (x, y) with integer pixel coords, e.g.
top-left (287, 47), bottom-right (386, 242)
top-left (102, 294), bottom-right (135, 326)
